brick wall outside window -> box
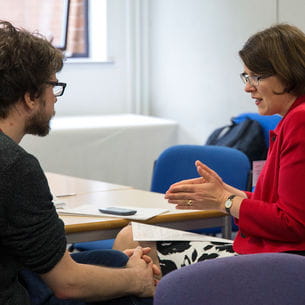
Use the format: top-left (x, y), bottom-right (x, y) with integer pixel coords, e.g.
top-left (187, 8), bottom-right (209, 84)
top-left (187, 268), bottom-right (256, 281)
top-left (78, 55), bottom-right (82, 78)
top-left (66, 0), bottom-right (87, 56)
top-left (0, 0), bottom-right (87, 57)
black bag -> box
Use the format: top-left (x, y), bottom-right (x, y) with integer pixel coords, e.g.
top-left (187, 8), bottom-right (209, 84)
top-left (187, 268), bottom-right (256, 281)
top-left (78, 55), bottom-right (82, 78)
top-left (206, 118), bottom-right (267, 162)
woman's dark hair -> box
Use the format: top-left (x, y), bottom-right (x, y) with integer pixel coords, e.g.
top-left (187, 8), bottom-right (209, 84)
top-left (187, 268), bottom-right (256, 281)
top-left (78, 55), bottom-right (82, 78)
top-left (0, 21), bottom-right (64, 118)
top-left (239, 23), bottom-right (305, 96)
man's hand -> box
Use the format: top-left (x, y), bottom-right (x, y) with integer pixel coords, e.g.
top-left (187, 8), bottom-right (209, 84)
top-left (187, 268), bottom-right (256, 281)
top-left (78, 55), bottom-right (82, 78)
top-left (124, 247), bottom-right (161, 286)
top-left (125, 246), bottom-right (159, 297)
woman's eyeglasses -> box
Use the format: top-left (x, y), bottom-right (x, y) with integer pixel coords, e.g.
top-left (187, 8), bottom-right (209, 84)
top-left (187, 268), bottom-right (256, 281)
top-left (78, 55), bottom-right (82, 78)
top-left (240, 73), bottom-right (271, 87)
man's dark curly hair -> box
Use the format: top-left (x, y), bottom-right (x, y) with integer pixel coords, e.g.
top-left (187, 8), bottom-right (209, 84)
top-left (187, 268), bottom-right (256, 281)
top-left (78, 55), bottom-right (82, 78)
top-left (0, 21), bottom-right (64, 118)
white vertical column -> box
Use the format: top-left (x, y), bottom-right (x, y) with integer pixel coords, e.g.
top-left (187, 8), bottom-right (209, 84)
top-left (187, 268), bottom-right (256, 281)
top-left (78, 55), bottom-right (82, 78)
top-left (126, 0), bottom-right (150, 115)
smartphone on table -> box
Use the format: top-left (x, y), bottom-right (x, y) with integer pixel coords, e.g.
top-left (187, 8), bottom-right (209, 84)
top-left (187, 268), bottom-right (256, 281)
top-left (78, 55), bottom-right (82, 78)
top-left (99, 207), bottom-right (137, 216)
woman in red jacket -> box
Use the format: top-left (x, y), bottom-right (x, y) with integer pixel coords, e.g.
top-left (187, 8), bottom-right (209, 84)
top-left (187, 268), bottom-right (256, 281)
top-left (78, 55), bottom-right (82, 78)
top-left (115, 23), bottom-right (305, 276)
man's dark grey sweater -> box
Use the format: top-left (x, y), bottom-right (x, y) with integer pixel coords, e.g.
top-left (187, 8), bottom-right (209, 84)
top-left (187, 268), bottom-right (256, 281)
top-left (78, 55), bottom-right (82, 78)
top-left (0, 132), bottom-right (66, 305)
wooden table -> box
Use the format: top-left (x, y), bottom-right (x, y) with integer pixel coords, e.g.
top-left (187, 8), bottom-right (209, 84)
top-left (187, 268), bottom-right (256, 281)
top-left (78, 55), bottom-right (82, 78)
top-left (47, 173), bottom-right (231, 243)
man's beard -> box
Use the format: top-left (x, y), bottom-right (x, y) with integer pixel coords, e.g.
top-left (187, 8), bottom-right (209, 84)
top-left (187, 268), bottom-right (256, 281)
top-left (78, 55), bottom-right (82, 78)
top-left (25, 103), bottom-right (54, 137)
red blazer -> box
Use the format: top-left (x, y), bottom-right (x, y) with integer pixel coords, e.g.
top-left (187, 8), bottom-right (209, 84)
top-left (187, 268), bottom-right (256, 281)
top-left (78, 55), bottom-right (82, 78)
top-left (234, 95), bottom-right (305, 254)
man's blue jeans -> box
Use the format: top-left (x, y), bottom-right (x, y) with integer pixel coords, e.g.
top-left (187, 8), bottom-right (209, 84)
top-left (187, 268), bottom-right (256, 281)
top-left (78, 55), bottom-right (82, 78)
top-left (20, 249), bottom-right (153, 305)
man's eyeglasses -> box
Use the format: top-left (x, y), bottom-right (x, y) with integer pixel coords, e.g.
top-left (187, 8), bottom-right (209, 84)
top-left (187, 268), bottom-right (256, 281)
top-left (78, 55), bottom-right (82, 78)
top-left (45, 81), bottom-right (67, 97)
top-left (240, 72), bottom-right (270, 87)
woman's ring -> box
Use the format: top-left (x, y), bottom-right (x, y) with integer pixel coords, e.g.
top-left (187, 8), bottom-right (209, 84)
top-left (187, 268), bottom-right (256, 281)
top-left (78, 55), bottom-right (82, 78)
top-left (187, 200), bottom-right (192, 206)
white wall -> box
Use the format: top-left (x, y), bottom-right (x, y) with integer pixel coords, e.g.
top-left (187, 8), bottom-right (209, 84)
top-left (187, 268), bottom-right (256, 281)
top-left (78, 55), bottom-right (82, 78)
top-left (55, 0), bottom-right (279, 144)
top-left (148, 0), bottom-right (277, 144)
top-left (55, 0), bottom-right (305, 144)
top-left (279, 0), bottom-right (305, 29)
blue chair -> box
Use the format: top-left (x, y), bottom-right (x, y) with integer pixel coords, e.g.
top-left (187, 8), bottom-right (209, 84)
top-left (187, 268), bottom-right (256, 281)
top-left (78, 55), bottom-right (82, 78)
top-left (69, 238), bottom-right (114, 251)
top-left (151, 144), bottom-right (250, 193)
top-left (154, 253), bottom-right (305, 305)
top-left (150, 144), bottom-right (251, 235)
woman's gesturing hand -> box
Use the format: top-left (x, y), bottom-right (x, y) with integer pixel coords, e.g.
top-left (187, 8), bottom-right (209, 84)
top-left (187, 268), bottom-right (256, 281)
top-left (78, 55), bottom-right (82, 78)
top-left (164, 160), bottom-right (231, 211)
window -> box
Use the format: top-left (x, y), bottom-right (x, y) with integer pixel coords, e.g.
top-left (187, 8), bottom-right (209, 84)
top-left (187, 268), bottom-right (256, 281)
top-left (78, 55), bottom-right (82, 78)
top-left (0, 0), bottom-right (107, 61)
top-left (66, 0), bottom-right (89, 57)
